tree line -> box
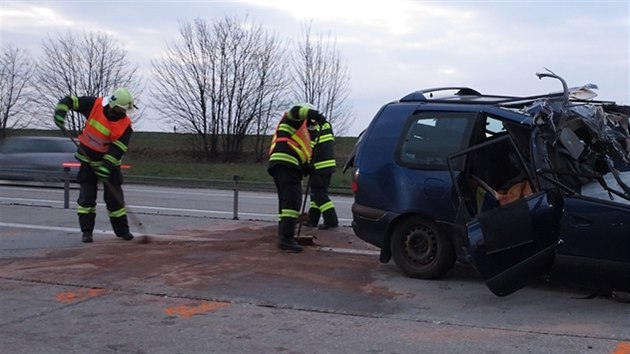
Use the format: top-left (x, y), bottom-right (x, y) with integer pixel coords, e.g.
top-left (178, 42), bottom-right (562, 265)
top-left (0, 15), bottom-right (353, 162)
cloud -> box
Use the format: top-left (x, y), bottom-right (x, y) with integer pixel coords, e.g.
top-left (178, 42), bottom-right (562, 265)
top-left (248, 0), bottom-right (476, 37)
top-left (0, 5), bottom-right (74, 30)
top-left (1, 0), bottom-right (628, 135)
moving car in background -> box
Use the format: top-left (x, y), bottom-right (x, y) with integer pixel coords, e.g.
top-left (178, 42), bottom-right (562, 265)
top-left (346, 70), bottom-right (630, 296)
top-left (0, 136), bottom-right (78, 183)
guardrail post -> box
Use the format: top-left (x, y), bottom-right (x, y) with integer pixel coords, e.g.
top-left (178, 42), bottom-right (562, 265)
top-left (63, 167), bottom-right (70, 209)
top-left (233, 175), bottom-right (240, 220)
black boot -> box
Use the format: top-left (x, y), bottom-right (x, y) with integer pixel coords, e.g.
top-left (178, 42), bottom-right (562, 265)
top-left (111, 216), bottom-right (133, 240)
top-left (278, 235), bottom-right (303, 252)
top-left (319, 209), bottom-right (339, 230)
top-left (116, 233), bottom-right (134, 241)
top-left (82, 232), bottom-right (93, 243)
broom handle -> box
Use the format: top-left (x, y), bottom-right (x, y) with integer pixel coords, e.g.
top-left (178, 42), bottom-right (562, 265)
top-left (296, 123), bottom-right (322, 237)
top-left (60, 127), bottom-right (146, 232)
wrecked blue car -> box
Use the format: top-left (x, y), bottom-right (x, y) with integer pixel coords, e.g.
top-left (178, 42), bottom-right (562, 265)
top-left (347, 70), bottom-right (630, 296)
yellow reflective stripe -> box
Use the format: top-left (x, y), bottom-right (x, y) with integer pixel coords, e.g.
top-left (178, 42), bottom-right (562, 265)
top-left (103, 154), bottom-right (121, 166)
top-left (77, 205), bottom-right (96, 214)
top-left (278, 123), bottom-right (296, 135)
top-left (309, 201), bottom-right (319, 210)
top-left (89, 118), bottom-right (111, 136)
top-left (280, 208), bottom-right (299, 218)
top-left (268, 142), bottom-right (276, 156)
top-left (71, 96), bottom-right (79, 110)
top-left (319, 201), bottom-right (335, 213)
top-left (291, 146), bottom-right (307, 164)
top-left (108, 207), bottom-right (127, 218)
top-left (56, 103), bottom-right (69, 112)
top-left (314, 159), bottom-right (336, 169)
top-left (317, 133), bottom-right (334, 143)
top-left (270, 152), bottom-right (300, 166)
top-left (75, 152), bottom-right (90, 163)
top-left (112, 140), bottom-right (128, 152)
top-left (291, 136), bottom-right (310, 163)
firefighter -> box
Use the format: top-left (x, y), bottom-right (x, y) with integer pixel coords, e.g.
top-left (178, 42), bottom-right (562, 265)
top-left (268, 103), bottom-right (326, 252)
top-left (53, 88), bottom-right (135, 243)
top-left (305, 119), bottom-right (339, 229)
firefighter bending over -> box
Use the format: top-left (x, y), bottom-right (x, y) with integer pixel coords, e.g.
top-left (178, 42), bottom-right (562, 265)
top-left (268, 103), bottom-right (326, 252)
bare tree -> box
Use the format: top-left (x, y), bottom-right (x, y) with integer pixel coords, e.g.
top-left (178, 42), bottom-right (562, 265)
top-left (151, 16), bottom-right (287, 161)
top-left (290, 24), bottom-right (354, 136)
top-left (151, 19), bottom-right (216, 159)
top-left (0, 46), bottom-right (36, 138)
top-left (211, 16), bottom-right (287, 160)
top-left (34, 31), bottom-right (142, 133)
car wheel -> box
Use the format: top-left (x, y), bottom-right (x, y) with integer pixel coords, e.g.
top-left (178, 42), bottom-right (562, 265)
top-left (390, 217), bottom-right (455, 279)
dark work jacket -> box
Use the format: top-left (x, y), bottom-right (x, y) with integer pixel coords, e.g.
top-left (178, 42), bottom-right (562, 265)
top-left (310, 121), bottom-right (336, 174)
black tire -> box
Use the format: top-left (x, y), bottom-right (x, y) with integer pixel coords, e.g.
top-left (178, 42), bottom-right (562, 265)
top-left (390, 217), bottom-right (455, 279)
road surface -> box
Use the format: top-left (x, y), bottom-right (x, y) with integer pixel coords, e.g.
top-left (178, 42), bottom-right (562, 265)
top-left (1, 184), bottom-right (629, 354)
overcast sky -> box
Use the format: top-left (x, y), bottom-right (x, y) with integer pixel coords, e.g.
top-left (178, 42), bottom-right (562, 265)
top-left (1, 0), bottom-right (629, 136)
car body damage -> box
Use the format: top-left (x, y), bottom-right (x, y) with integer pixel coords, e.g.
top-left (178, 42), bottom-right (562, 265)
top-left (348, 69), bottom-right (630, 297)
top-left (462, 70), bottom-right (630, 296)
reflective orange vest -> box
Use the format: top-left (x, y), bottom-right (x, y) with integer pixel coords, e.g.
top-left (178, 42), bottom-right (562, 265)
top-left (269, 118), bottom-right (312, 166)
top-left (79, 97), bottom-right (131, 153)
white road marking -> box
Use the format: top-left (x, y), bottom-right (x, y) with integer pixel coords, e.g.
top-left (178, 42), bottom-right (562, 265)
top-left (0, 222), bottom-right (111, 235)
top-left (0, 196), bottom-right (352, 222)
top-left (0, 222), bottom-right (218, 241)
top-left (0, 222), bottom-right (374, 254)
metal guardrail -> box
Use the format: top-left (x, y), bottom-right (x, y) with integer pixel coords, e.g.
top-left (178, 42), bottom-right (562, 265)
top-left (121, 174), bottom-right (351, 195)
top-left (60, 168), bottom-right (352, 220)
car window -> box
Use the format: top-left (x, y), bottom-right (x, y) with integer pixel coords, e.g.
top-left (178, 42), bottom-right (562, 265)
top-left (485, 116), bottom-right (507, 137)
top-left (0, 138), bottom-right (76, 153)
top-left (398, 111), bottom-right (477, 169)
top-left (49, 140), bottom-right (77, 153)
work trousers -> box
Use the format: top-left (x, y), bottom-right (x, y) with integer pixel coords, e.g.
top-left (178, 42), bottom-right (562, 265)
top-left (270, 164), bottom-right (303, 238)
top-left (76, 163), bottom-right (130, 237)
top-left (308, 173), bottom-right (338, 226)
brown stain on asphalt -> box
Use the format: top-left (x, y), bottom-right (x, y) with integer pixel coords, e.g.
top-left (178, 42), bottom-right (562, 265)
top-left (614, 342), bottom-right (630, 354)
top-left (0, 229), bottom-right (21, 237)
top-left (55, 288), bottom-right (108, 304)
top-left (163, 301), bottom-right (230, 318)
top-left (1, 223), bottom-right (389, 307)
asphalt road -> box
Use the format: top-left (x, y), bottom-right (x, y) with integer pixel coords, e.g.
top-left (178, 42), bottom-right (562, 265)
top-left (1, 183), bottom-right (629, 354)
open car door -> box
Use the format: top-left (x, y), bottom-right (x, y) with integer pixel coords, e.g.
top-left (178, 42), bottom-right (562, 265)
top-left (466, 192), bottom-right (562, 296)
top-left (448, 133), bottom-right (563, 296)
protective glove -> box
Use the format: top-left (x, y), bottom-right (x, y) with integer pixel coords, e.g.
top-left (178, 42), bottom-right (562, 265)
top-left (94, 165), bottom-right (111, 180)
top-left (302, 162), bottom-right (316, 176)
top-left (307, 110), bottom-right (326, 125)
top-left (54, 114), bottom-right (65, 129)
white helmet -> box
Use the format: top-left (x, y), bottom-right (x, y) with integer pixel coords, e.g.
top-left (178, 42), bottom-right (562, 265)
top-left (102, 87), bottom-right (134, 111)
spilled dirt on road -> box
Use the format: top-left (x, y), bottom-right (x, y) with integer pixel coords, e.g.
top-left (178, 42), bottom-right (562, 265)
top-left (0, 222), bottom-right (396, 311)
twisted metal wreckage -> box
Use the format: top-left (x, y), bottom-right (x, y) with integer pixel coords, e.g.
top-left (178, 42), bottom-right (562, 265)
top-left (528, 70), bottom-right (630, 204)
top-left (463, 70), bottom-right (630, 297)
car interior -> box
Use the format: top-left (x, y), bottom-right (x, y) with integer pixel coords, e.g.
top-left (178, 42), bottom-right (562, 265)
top-left (455, 116), bottom-right (535, 218)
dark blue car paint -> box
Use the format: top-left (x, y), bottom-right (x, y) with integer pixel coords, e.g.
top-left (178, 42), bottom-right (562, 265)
top-left (559, 196), bottom-right (630, 262)
top-left (350, 89), bottom-right (630, 295)
top-left (352, 102), bottom-right (533, 257)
